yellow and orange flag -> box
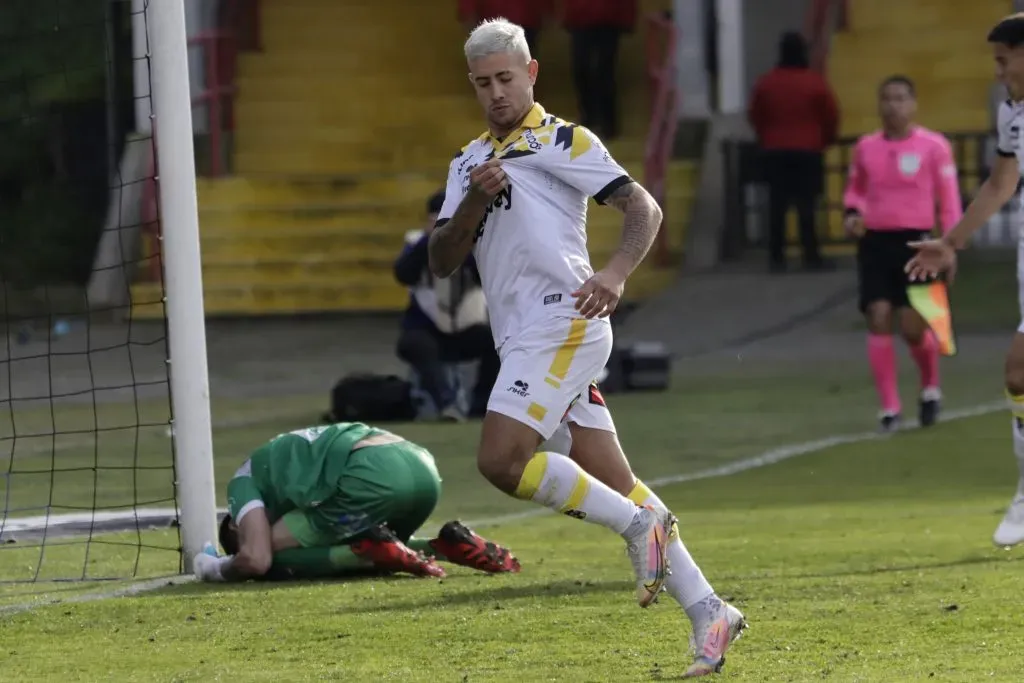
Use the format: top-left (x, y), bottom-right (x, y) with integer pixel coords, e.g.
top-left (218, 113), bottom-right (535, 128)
top-left (906, 281), bottom-right (957, 356)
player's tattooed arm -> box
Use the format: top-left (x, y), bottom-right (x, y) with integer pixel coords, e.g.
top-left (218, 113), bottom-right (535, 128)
top-left (429, 159), bottom-right (506, 278)
top-left (427, 198), bottom-right (488, 278)
top-left (603, 181), bottom-right (663, 279)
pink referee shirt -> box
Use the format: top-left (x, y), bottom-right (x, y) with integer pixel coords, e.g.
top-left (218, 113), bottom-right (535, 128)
top-left (843, 126), bottom-right (962, 233)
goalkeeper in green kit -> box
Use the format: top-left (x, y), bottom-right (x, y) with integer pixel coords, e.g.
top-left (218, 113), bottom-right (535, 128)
top-left (192, 422), bottom-right (520, 582)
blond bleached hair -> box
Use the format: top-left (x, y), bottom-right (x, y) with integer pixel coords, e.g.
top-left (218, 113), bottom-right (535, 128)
top-left (464, 17), bottom-right (532, 63)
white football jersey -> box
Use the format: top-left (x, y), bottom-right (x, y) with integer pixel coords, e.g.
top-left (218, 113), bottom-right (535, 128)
top-left (997, 100), bottom-right (1024, 326)
top-left (436, 103), bottom-right (632, 350)
top-left (996, 99), bottom-right (1024, 178)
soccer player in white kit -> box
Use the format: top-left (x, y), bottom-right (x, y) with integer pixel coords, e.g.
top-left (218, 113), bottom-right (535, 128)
top-left (428, 18), bottom-right (745, 677)
top-left (906, 13), bottom-right (1024, 547)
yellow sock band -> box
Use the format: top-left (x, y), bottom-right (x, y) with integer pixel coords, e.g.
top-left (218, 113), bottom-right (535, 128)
top-left (561, 469), bottom-right (590, 514)
top-left (627, 479), bottom-right (679, 541)
top-left (1007, 390), bottom-right (1024, 421)
top-left (627, 480), bottom-right (654, 506)
top-left (513, 452), bottom-right (548, 500)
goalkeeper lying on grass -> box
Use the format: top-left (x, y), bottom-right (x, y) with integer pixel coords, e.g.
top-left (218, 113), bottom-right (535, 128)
top-left (193, 422), bottom-right (520, 582)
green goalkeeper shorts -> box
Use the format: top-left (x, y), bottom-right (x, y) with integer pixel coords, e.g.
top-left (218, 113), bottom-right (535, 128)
top-left (282, 440), bottom-right (442, 547)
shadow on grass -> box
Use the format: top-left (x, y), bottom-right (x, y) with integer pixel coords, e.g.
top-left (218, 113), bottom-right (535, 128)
top-left (151, 574), bottom-right (636, 613)
top-left (139, 551), bottom-right (1021, 612)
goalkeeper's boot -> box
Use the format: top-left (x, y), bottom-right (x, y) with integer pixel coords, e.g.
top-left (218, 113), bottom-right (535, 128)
top-left (993, 481), bottom-right (1024, 547)
top-left (351, 526), bottom-right (446, 578)
top-left (428, 521), bottom-right (521, 573)
top-left (623, 505), bottom-right (674, 608)
top-left (683, 597), bottom-right (748, 678)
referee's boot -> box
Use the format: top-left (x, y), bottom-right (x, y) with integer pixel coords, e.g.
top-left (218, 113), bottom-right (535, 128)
top-left (919, 387), bottom-right (942, 428)
top-left (879, 412), bottom-right (902, 434)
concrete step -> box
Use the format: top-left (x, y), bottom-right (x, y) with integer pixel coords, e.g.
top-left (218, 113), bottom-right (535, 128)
top-left (196, 174), bottom-right (443, 209)
top-left (234, 76), bottom-right (449, 100)
top-left (233, 149), bottom-right (452, 176)
top-left (131, 260), bottom-right (680, 320)
top-left (130, 280), bottom-right (409, 318)
top-left (200, 228), bottom-right (409, 261)
top-left (199, 199), bottom-right (426, 233)
top-left (201, 257), bottom-right (395, 287)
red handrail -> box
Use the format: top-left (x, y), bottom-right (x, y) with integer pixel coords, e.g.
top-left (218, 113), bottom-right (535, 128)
top-left (805, 0), bottom-right (848, 73)
top-left (137, 0), bottom-right (258, 284)
top-left (642, 12), bottom-right (679, 267)
top-left (188, 30), bottom-right (237, 177)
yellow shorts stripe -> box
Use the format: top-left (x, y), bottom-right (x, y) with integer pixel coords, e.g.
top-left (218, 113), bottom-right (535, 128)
top-left (547, 319), bottom-right (588, 382)
top-left (513, 452), bottom-right (549, 500)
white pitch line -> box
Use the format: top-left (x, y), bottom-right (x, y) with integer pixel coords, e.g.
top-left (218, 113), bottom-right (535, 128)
top-left (460, 400), bottom-right (1006, 528)
top-left (0, 575), bottom-right (195, 617)
top-left (0, 399), bottom-right (1006, 616)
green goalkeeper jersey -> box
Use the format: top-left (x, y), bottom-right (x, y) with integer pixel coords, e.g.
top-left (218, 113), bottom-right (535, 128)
top-left (227, 422), bottom-right (379, 524)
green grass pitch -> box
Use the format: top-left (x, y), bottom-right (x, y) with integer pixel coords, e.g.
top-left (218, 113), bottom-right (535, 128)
top-left (2, 353), bottom-right (1024, 681)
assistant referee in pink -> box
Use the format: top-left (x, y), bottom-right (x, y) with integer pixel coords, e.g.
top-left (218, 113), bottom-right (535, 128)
top-left (842, 75), bottom-right (963, 433)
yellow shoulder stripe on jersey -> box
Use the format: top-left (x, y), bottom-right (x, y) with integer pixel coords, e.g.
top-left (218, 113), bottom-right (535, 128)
top-left (568, 126), bottom-right (592, 160)
top-left (488, 102), bottom-right (571, 151)
top-left (476, 102), bottom-right (596, 161)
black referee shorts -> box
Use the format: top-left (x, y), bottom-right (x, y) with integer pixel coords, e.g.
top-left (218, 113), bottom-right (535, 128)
top-left (856, 228), bottom-right (934, 313)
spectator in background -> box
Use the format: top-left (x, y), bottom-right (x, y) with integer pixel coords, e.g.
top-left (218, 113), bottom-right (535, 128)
top-left (562, 0), bottom-right (637, 140)
top-left (748, 31), bottom-right (839, 273)
top-left (457, 0), bottom-right (551, 54)
top-left (842, 75), bottom-right (962, 433)
top-left (393, 190), bottom-right (499, 422)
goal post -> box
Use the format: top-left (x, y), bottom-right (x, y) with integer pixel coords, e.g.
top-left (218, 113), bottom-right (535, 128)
top-left (0, 0), bottom-right (219, 585)
top-left (147, 0), bottom-right (217, 568)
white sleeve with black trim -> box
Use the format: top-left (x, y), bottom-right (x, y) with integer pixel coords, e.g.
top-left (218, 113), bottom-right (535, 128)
top-left (543, 125), bottom-right (634, 204)
top-left (997, 100), bottom-right (1018, 158)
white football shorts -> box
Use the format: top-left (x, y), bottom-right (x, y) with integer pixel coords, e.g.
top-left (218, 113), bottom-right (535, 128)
top-left (487, 316), bottom-right (617, 441)
top-left (1018, 234), bottom-right (1024, 333)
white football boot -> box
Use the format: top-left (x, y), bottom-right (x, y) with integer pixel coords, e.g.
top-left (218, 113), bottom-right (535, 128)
top-left (623, 505), bottom-right (675, 607)
top-left (683, 598), bottom-right (748, 678)
top-left (993, 484), bottom-right (1024, 547)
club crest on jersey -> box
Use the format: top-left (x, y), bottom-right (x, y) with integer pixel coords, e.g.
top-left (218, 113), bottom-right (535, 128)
top-left (898, 153), bottom-right (920, 176)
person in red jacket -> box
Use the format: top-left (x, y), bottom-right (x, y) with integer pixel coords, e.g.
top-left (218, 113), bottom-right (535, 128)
top-left (458, 0), bottom-right (551, 55)
top-left (562, 0), bottom-right (638, 140)
top-left (748, 32), bottom-right (840, 273)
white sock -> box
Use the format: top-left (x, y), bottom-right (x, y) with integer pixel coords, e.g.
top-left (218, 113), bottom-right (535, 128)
top-left (513, 451), bottom-right (641, 535)
top-left (196, 553), bottom-right (231, 582)
top-left (627, 480), bottom-right (715, 611)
